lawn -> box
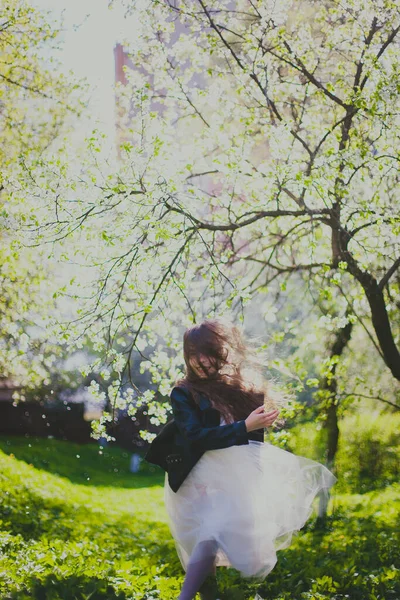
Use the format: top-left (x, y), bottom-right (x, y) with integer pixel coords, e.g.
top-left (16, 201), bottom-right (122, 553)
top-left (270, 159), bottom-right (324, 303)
top-left (0, 434), bottom-right (398, 599)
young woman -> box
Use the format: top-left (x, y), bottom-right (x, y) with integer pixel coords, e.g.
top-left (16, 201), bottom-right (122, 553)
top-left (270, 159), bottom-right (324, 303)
top-left (163, 318), bottom-right (337, 600)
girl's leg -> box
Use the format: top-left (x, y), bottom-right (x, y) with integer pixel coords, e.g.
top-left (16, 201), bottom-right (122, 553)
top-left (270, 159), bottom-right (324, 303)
top-left (178, 539), bottom-right (218, 600)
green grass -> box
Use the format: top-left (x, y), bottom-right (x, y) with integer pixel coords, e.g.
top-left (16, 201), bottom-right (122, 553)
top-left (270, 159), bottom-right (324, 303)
top-left (0, 434), bottom-right (399, 600)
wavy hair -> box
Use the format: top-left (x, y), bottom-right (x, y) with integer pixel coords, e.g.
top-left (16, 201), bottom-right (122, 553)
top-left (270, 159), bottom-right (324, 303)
top-left (175, 318), bottom-right (285, 424)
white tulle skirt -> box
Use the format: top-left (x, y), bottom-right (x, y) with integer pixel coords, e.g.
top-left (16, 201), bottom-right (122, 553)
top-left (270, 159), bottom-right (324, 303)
top-left (164, 440), bottom-right (337, 579)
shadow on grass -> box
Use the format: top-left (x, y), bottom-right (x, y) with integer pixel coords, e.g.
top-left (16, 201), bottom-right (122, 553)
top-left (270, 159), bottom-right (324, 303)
top-left (5, 572), bottom-right (129, 600)
top-left (216, 509), bottom-right (400, 600)
top-left (1, 512), bottom-right (181, 599)
top-left (0, 435), bottom-right (164, 489)
top-left (1, 467), bottom-right (176, 555)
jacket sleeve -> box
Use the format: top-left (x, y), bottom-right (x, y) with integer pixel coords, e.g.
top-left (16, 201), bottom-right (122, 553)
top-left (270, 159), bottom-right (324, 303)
top-left (170, 386), bottom-right (249, 452)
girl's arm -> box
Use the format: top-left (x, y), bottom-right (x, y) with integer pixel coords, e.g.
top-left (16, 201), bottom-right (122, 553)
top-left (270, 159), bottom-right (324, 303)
top-left (170, 386), bottom-right (249, 452)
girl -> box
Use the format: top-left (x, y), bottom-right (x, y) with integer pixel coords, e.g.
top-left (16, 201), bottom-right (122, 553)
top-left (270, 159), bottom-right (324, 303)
top-left (163, 318), bottom-right (337, 600)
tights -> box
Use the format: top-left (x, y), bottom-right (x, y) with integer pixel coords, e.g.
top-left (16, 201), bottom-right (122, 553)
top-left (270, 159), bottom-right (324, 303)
top-left (178, 539), bottom-right (219, 600)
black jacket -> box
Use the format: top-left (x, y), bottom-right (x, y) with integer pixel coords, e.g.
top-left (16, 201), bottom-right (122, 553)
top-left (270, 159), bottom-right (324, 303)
top-left (145, 385), bottom-right (264, 493)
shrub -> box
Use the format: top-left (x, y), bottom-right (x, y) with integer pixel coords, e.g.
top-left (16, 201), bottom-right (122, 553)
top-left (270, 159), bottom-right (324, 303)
top-left (287, 412), bottom-right (400, 493)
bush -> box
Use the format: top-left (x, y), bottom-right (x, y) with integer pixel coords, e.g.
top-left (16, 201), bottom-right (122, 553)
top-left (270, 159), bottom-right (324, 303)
top-left (336, 412), bottom-right (400, 492)
top-left (287, 412), bottom-right (400, 493)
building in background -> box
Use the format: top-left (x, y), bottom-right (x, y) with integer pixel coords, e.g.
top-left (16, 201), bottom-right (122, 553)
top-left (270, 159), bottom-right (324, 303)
top-left (0, 377), bottom-right (22, 403)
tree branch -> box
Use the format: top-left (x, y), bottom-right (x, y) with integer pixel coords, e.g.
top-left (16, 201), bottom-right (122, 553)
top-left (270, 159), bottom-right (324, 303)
top-left (359, 24), bottom-right (400, 90)
top-left (339, 392), bottom-right (399, 410)
top-left (270, 42), bottom-right (350, 109)
top-left (378, 257), bottom-right (400, 291)
top-left (165, 198), bottom-right (330, 232)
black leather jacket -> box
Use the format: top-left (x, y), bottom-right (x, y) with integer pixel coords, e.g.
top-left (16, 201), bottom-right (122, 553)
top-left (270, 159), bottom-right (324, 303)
top-left (165, 385), bottom-right (264, 492)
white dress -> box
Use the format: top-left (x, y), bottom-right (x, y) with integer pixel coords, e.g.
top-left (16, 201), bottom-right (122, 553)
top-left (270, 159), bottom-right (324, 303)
top-left (164, 416), bottom-right (336, 579)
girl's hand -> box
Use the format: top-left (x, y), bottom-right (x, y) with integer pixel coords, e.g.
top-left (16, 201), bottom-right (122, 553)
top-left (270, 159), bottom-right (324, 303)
top-left (245, 406), bottom-right (280, 432)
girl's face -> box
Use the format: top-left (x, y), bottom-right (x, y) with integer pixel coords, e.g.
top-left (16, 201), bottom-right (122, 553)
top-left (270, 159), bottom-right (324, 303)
top-left (190, 354), bottom-right (217, 378)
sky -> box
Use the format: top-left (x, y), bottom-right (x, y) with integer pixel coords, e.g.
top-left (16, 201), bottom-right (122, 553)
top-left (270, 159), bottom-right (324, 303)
top-left (31, 0), bottom-right (130, 137)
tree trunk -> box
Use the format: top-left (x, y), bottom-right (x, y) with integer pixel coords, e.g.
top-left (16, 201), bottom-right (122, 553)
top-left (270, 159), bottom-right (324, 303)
top-left (341, 244), bottom-right (400, 381)
top-left (363, 280), bottom-right (400, 380)
top-left (317, 315), bottom-right (353, 521)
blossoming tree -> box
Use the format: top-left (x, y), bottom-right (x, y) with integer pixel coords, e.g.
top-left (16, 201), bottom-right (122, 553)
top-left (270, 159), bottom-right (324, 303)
top-left (14, 0), bottom-right (400, 446)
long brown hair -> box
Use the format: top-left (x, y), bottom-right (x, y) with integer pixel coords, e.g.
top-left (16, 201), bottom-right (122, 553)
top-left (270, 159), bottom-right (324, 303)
top-left (175, 318), bottom-right (281, 423)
